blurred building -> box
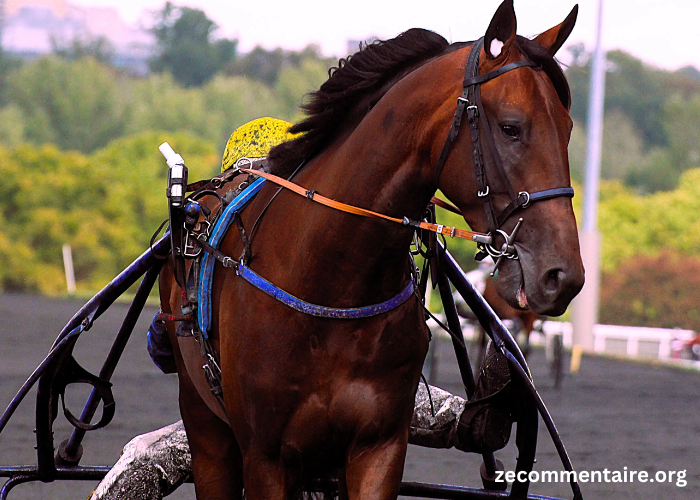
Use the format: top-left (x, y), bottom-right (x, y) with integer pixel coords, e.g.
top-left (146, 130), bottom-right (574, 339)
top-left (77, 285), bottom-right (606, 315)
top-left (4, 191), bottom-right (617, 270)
top-left (1, 0), bottom-right (152, 74)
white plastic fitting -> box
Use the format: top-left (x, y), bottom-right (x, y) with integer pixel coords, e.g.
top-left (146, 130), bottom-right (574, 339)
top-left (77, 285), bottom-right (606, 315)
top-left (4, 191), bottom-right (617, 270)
top-left (159, 142), bottom-right (184, 169)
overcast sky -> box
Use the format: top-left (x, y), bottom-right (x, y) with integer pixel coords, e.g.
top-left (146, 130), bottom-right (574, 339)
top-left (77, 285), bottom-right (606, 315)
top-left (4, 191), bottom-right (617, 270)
top-left (70, 0), bottom-right (699, 70)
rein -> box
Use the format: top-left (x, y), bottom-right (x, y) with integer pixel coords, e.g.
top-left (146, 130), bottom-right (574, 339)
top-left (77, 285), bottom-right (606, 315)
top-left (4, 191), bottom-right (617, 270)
top-left (240, 168), bottom-right (492, 245)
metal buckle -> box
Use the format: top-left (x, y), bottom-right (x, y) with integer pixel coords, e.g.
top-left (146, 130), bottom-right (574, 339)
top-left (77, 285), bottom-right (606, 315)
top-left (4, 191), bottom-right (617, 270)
top-left (183, 220), bottom-right (211, 258)
top-left (477, 186), bottom-right (490, 198)
top-left (235, 157), bottom-right (254, 169)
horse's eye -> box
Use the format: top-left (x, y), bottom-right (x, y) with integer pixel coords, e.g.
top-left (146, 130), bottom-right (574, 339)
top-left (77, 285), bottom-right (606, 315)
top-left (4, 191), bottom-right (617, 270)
top-left (501, 124), bottom-right (520, 139)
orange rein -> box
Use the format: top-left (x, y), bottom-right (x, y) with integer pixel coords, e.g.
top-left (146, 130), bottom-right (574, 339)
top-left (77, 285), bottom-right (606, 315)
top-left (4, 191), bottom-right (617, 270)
top-left (241, 168), bottom-right (490, 244)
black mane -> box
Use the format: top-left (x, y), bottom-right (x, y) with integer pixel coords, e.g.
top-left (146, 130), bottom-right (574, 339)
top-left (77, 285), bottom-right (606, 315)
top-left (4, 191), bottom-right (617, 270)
top-left (267, 30), bottom-right (571, 177)
top-left (268, 28), bottom-right (449, 177)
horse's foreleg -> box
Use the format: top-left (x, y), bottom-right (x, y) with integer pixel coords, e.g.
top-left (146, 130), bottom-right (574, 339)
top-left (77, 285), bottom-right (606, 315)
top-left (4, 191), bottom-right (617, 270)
top-left (160, 266), bottom-right (243, 500)
top-left (177, 370), bottom-right (244, 500)
top-left (344, 432), bottom-right (408, 500)
top-left (241, 446), bottom-right (298, 500)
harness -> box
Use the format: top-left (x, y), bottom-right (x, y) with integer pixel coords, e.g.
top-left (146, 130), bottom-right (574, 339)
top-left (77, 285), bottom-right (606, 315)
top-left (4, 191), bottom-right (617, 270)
top-left (158, 38), bottom-right (576, 404)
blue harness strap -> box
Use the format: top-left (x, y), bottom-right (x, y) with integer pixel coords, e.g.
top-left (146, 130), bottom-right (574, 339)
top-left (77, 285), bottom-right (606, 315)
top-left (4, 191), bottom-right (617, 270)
top-left (197, 174), bottom-right (418, 337)
top-left (199, 177), bottom-right (266, 335)
top-left (237, 263), bottom-right (416, 319)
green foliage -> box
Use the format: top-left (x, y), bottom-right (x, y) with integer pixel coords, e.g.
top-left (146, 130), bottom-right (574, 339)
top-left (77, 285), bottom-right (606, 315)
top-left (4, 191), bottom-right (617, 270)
top-left (566, 48), bottom-right (700, 193)
top-left (0, 132), bottom-right (218, 294)
top-left (6, 57), bottom-right (127, 152)
top-left (600, 251), bottom-right (700, 331)
top-left (0, 50), bottom-right (23, 106)
top-left (149, 2), bottom-right (237, 87)
top-left (201, 75), bottom-right (284, 149)
top-left (0, 106), bottom-right (26, 145)
top-left (126, 72), bottom-right (221, 141)
top-left (598, 169), bottom-right (700, 273)
top-left (51, 35), bottom-right (115, 64)
top-left (226, 44), bottom-right (334, 87)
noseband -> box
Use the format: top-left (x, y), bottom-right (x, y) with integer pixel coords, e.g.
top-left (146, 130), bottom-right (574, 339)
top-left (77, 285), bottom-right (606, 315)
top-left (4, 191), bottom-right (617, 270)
top-left (433, 38), bottom-right (574, 270)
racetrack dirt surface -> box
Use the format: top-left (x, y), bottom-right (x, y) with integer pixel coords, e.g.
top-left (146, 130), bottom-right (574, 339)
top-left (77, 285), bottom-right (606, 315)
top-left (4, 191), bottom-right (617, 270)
top-left (0, 293), bottom-right (698, 500)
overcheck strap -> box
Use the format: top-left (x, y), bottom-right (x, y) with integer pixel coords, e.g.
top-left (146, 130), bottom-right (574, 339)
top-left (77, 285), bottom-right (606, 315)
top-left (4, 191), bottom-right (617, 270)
top-left (241, 169), bottom-right (488, 243)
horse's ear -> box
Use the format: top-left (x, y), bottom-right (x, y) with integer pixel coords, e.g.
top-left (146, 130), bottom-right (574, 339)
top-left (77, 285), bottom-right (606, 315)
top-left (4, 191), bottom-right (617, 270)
top-left (533, 5), bottom-right (579, 57)
top-left (484, 0), bottom-right (517, 60)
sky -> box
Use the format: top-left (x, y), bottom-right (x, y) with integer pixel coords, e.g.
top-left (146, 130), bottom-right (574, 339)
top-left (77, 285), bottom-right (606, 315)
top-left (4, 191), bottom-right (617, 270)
top-left (68, 0), bottom-right (700, 71)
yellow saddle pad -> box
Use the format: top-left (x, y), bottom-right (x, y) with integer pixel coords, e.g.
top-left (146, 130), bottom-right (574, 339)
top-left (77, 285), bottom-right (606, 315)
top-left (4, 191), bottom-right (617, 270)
top-left (221, 117), bottom-right (299, 172)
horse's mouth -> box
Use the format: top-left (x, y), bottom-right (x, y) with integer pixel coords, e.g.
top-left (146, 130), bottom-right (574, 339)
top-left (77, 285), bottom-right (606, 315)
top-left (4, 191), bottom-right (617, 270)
top-left (500, 243), bottom-right (584, 317)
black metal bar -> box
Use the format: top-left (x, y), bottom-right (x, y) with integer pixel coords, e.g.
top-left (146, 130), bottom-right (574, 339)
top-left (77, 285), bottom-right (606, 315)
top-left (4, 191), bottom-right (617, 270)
top-left (0, 466), bottom-right (112, 500)
top-left (1, 236), bottom-right (169, 484)
top-left (51, 234), bottom-right (170, 348)
top-left (0, 476), bottom-right (34, 500)
top-left (502, 350), bottom-right (582, 500)
top-left (435, 269), bottom-right (476, 397)
top-left (438, 244), bottom-right (582, 500)
top-left (59, 261), bottom-right (165, 464)
top-left (0, 470), bottom-right (568, 500)
top-left (435, 265), bottom-right (502, 487)
top-left (438, 244), bottom-right (530, 377)
top-left (0, 325), bottom-right (85, 435)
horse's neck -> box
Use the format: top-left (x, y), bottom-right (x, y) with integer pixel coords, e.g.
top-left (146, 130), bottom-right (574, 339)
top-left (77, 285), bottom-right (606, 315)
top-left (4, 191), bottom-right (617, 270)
top-left (277, 125), bottom-right (429, 299)
top-left (269, 56), bottom-right (457, 299)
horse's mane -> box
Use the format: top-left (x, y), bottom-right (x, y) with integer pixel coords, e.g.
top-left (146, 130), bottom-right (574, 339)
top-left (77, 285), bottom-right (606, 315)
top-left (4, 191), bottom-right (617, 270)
top-left (268, 28), bottom-right (449, 177)
top-left (268, 30), bottom-right (571, 177)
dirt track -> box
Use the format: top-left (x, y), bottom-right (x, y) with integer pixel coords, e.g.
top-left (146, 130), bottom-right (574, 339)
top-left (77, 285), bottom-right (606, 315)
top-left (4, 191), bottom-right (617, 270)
top-left (0, 293), bottom-right (698, 500)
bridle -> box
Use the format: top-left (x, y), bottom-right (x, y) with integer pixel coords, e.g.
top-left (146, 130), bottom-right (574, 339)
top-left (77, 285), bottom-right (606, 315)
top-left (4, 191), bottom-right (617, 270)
top-left (433, 38), bottom-right (574, 272)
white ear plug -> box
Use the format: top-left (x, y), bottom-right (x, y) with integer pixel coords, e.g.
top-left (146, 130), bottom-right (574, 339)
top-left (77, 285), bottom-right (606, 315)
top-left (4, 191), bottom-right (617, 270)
top-left (490, 39), bottom-right (504, 58)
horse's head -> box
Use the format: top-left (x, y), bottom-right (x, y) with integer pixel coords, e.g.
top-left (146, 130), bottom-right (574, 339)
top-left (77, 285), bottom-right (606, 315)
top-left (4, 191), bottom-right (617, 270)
top-left (435, 0), bottom-right (583, 316)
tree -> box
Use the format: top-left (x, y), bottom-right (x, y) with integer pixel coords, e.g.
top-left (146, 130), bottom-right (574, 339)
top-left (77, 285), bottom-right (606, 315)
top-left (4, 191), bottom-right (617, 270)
top-left (225, 44), bottom-right (334, 87)
top-left (51, 35), bottom-right (115, 65)
top-left (0, 49), bottom-right (23, 106)
top-left (150, 2), bottom-right (237, 87)
top-left (600, 251), bottom-right (700, 331)
top-left (275, 58), bottom-right (329, 120)
top-left (126, 72), bottom-right (221, 142)
top-left (6, 57), bottom-right (127, 152)
top-left (201, 75), bottom-right (283, 148)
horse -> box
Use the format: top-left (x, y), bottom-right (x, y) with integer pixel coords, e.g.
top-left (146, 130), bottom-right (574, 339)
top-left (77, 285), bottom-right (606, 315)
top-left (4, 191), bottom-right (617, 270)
top-left (159, 1), bottom-right (583, 498)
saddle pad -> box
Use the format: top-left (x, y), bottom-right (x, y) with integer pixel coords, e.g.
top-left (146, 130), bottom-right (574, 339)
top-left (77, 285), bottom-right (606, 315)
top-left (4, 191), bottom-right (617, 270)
top-left (198, 177), bottom-right (266, 336)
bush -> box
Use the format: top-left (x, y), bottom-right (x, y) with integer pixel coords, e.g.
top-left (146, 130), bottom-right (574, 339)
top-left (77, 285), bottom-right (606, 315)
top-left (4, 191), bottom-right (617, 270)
top-left (600, 251), bottom-right (700, 331)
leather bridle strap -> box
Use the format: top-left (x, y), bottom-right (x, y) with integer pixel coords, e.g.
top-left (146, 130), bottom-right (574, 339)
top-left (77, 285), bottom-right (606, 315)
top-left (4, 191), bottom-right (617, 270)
top-left (241, 168), bottom-right (492, 244)
top-left (496, 187), bottom-right (574, 227)
top-left (432, 38), bottom-right (575, 261)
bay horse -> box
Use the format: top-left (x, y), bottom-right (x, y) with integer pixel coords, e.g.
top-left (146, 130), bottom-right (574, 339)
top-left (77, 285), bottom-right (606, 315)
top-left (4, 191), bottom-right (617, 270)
top-left (160, 1), bottom-right (583, 498)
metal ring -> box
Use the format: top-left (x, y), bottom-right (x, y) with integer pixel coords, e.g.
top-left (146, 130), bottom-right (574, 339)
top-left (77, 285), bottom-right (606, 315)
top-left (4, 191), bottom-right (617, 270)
top-left (477, 186), bottom-right (490, 198)
top-left (519, 191), bottom-right (531, 208)
top-left (483, 229), bottom-right (510, 258)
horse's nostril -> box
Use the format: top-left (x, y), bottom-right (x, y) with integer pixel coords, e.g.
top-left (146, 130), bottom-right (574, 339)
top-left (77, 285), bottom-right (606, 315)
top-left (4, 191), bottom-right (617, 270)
top-left (544, 268), bottom-right (566, 294)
